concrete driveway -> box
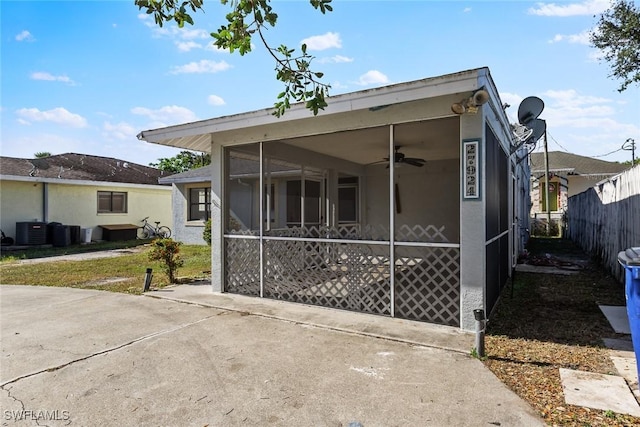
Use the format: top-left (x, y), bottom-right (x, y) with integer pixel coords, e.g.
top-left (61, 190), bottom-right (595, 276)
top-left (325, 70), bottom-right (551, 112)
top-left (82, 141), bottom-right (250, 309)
top-left (1, 285), bottom-right (543, 426)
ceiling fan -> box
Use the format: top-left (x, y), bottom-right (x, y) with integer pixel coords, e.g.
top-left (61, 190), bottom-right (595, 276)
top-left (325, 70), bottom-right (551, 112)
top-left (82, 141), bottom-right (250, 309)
top-left (378, 146), bottom-right (426, 167)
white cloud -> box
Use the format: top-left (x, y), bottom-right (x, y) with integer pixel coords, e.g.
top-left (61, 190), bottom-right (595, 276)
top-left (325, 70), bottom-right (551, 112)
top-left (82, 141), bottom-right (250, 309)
top-left (330, 81), bottom-right (348, 91)
top-left (526, 89), bottom-right (623, 137)
top-left (179, 28), bottom-right (210, 40)
top-left (138, 13), bottom-right (217, 54)
top-left (15, 30), bottom-right (35, 42)
top-left (542, 89), bottom-right (611, 107)
top-left (318, 55), bottom-right (354, 64)
top-left (204, 42), bottom-right (227, 52)
top-left (549, 30), bottom-right (591, 44)
top-left (30, 71), bottom-right (76, 85)
top-left (175, 41), bottom-right (202, 52)
top-left (207, 95), bottom-right (226, 106)
top-left (355, 70), bottom-right (389, 86)
top-left (301, 32), bottom-right (342, 51)
top-left (170, 60), bottom-right (231, 74)
top-left (103, 121), bottom-right (137, 140)
top-left (16, 107), bottom-right (88, 128)
top-left (463, 7), bottom-right (472, 13)
top-left (528, 0), bottom-right (609, 17)
top-left (131, 105), bottom-right (198, 126)
top-left (501, 89), bottom-right (629, 130)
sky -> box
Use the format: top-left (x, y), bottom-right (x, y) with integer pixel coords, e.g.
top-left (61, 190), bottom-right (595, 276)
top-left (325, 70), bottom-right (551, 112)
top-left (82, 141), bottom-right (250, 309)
top-left (1, 0), bottom-right (639, 167)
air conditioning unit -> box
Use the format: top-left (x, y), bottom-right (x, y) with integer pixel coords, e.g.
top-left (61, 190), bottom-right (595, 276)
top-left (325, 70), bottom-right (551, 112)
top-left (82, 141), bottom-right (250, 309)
top-left (15, 222), bottom-right (48, 245)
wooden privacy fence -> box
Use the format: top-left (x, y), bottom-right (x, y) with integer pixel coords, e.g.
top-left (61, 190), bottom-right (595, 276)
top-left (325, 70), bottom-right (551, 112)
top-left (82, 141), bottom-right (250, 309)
top-left (567, 165), bottom-right (640, 283)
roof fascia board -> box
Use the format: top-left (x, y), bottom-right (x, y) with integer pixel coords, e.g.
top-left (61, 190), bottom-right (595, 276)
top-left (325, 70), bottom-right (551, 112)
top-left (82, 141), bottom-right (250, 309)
top-left (0, 174), bottom-right (170, 190)
top-left (158, 175), bottom-right (211, 185)
top-left (148, 92), bottom-right (470, 154)
top-left (138, 69), bottom-right (484, 144)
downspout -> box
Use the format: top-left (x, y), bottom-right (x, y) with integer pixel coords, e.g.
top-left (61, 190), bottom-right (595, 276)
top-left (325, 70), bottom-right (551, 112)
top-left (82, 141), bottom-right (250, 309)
top-left (43, 182), bottom-right (49, 223)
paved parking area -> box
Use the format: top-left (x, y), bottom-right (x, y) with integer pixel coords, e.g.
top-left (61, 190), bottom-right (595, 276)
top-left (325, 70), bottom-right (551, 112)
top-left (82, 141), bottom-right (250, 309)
top-left (1, 285), bottom-right (543, 426)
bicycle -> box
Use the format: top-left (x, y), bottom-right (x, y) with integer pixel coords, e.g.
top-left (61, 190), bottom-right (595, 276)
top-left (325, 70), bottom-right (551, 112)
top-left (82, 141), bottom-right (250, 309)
top-left (137, 217), bottom-right (172, 239)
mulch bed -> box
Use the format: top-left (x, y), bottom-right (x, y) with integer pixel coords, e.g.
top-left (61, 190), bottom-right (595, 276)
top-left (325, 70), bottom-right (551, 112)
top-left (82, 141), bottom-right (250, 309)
top-left (484, 238), bottom-right (639, 426)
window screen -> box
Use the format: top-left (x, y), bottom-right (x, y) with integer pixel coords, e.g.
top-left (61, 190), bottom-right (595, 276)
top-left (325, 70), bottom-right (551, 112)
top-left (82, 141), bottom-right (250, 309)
top-left (97, 191), bottom-right (127, 213)
top-left (189, 187), bottom-right (211, 221)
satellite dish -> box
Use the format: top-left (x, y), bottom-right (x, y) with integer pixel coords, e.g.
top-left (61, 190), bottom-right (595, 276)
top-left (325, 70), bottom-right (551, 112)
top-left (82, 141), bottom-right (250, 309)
top-left (512, 123), bottom-right (533, 142)
top-left (517, 96), bottom-right (544, 125)
top-left (528, 119), bottom-right (546, 143)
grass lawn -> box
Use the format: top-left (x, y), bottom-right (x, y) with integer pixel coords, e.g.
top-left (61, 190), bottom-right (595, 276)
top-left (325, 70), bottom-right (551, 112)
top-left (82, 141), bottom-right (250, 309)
top-left (0, 241), bottom-right (211, 295)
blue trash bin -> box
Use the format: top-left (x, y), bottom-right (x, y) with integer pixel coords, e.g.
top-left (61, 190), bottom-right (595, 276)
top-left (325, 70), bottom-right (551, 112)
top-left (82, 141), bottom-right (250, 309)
top-left (618, 247), bottom-right (640, 390)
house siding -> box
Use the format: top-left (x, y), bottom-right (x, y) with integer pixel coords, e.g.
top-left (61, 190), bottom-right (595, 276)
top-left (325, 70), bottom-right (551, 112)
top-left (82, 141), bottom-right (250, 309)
top-left (0, 180), bottom-right (45, 238)
top-left (0, 180), bottom-right (172, 242)
top-left (170, 183), bottom-right (208, 245)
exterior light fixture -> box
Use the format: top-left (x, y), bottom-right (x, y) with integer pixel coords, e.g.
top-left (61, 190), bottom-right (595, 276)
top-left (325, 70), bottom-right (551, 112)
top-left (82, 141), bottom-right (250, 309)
top-left (451, 89), bottom-right (490, 115)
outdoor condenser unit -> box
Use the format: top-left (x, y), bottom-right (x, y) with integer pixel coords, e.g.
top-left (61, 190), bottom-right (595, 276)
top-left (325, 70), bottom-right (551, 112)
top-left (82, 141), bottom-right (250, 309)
top-left (15, 222), bottom-right (48, 245)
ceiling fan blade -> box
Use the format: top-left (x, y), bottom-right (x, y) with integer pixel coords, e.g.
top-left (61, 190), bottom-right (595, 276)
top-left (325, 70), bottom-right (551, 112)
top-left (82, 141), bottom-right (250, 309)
top-left (404, 159), bottom-right (425, 167)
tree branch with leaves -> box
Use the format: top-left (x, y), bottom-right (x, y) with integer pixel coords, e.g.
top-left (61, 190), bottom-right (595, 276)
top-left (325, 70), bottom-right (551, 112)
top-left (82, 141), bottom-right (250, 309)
top-left (590, 0), bottom-right (640, 92)
top-left (135, 0), bottom-right (333, 116)
top-left (150, 150), bottom-right (211, 173)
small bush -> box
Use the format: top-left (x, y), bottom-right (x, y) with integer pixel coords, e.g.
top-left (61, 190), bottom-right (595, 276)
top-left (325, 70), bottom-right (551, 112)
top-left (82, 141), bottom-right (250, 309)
top-left (203, 218), bottom-right (211, 246)
top-left (148, 238), bottom-right (184, 283)
top-left (530, 218), bottom-right (560, 237)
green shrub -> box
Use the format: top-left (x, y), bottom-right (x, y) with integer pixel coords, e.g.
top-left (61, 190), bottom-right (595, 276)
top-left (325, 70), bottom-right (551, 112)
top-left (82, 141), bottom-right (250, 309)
top-left (203, 218), bottom-right (212, 246)
top-left (148, 238), bottom-right (184, 283)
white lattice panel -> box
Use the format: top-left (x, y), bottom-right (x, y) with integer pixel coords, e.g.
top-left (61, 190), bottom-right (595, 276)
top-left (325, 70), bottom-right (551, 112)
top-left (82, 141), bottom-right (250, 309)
top-left (394, 246), bottom-right (460, 326)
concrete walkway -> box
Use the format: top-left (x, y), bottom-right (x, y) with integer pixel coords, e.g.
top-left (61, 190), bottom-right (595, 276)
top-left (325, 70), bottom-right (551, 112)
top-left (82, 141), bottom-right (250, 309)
top-left (147, 282), bottom-right (475, 354)
top-left (0, 284), bottom-right (544, 426)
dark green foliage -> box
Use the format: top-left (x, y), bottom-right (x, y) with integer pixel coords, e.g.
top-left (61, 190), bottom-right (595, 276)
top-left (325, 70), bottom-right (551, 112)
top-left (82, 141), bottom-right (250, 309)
top-left (590, 0), bottom-right (640, 92)
top-left (134, 0), bottom-right (332, 117)
top-left (148, 238), bottom-right (184, 283)
top-left (150, 150), bottom-right (210, 173)
top-left (203, 218), bottom-right (211, 246)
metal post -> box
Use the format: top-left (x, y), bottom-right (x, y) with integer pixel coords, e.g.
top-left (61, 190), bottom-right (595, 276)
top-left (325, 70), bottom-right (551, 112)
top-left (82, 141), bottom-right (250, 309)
top-left (389, 125), bottom-right (395, 318)
top-left (473, 309), bottom-right (486, 357)
top-left (543, 130), bottom-right (551, 235)
top-left (143, 268), bottom-right (153, 292)
top-left (623, 138), bottom-right (636, 166)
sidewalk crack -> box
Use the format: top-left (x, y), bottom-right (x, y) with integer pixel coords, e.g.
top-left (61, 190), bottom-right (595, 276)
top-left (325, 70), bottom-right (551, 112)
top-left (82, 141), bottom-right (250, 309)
top-left (0, 314), bottom-right (217, 388)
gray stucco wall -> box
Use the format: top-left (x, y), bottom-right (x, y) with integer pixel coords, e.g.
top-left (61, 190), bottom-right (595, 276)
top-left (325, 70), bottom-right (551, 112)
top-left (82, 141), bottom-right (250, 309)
top-left (170, 183), bottom-right (207, 245)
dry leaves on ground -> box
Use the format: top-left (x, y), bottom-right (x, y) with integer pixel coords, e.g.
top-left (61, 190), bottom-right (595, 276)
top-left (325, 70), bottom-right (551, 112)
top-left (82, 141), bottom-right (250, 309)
top-left (484, 238), bottom-right (639, 426)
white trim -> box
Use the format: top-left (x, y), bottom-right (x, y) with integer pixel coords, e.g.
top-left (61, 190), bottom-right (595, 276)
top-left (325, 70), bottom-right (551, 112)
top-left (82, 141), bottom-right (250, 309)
top-left (140, 69), bottom-right (484, 136)
top-left (223, 234), bottom-right (460, 248)
top-left (138, 68), bottom-right (487, 151)
top-left (0, 174), bottom-right (170, 190)
top-left (485, 229), bottom-right (510, 246)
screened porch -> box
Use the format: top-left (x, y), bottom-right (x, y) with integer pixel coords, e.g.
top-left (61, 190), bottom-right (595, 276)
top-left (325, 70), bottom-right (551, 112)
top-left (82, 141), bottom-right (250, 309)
top-left (223, 119), bottom-right (462, 326)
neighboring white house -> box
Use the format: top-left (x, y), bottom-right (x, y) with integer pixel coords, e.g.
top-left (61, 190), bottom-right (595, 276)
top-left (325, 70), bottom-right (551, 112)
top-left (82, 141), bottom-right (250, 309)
top-left (138, 67), bottom-right (531, 331)
top-left (158, 165), bottom-right (212, 245)
top-left (529, 151), bottom-right (629, 226)
top-left (0, 153), bottom-right (172, 242)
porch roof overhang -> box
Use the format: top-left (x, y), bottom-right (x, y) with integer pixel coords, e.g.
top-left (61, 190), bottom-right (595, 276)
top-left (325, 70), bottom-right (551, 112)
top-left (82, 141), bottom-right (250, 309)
top-left (137, 68), bottom-right (491, 153)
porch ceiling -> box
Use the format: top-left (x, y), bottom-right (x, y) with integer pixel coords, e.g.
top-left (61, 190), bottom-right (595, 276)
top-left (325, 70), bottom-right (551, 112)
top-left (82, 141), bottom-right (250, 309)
top-left (278, 117), bottom-right (460, 165)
